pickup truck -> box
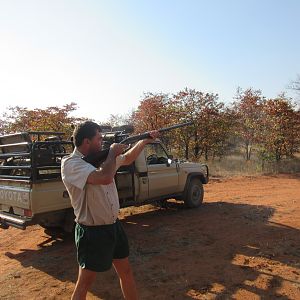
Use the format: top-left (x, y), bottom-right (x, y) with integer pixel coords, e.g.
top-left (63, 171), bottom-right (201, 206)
top-left (0, 130), bottom-right (209, 232)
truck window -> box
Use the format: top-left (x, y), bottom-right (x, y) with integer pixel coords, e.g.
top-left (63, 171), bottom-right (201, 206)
top-left (144, 143), bottom-right (169, 165)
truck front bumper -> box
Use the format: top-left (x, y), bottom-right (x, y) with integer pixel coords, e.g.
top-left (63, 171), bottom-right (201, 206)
top-left (0, 211), bottom-right (32, 230)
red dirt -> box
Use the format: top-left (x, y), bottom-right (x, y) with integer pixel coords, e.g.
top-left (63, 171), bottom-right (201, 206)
top-left (0, 174), bottom-right (300, 299)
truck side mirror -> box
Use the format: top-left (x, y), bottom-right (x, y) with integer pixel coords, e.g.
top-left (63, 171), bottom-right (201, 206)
top-left (166, 158), bottom-right (172, 167)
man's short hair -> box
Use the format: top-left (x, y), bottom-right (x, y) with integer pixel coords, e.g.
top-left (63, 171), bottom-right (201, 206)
top-left (73, 121), bottom-right (102, 147)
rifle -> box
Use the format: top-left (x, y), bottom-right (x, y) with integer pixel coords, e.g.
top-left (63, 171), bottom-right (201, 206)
top-left (82, 121), bottom-right (193, 167)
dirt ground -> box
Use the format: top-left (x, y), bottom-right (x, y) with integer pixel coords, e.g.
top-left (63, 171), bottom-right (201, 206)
top-left (0, 174), bottom-right (300, 300)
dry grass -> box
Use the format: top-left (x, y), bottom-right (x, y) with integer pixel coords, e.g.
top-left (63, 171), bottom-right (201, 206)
top-left (204, 155), bottom-right (300, 177)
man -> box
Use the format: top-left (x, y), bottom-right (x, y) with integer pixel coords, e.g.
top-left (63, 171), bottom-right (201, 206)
top-left (61, 121), bottom-right (159, 300)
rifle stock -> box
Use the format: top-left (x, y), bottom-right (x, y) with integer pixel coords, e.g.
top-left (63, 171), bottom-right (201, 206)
top-left (82, 121), bottom-right (193, 167)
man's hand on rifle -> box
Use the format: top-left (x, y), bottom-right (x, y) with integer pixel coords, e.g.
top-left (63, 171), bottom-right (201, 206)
top-left (144, 130), bottom-right (160, 144)
top-left (118, 130), bottom-right (160, 166)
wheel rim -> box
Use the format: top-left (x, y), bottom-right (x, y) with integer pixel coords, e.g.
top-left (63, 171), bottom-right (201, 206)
top-left (191, 185), bottom-right (201, 203)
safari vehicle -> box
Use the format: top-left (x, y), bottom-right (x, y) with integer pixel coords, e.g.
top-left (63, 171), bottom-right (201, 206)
top-left (0, 129), bottom-right (209, 232)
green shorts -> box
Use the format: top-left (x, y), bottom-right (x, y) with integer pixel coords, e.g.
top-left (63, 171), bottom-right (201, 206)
top-left (75, 219), bottom-right (129, 272)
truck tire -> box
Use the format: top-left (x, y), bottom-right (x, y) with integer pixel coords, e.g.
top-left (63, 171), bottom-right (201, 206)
top-left (184, 178), bottom-right (204, 208)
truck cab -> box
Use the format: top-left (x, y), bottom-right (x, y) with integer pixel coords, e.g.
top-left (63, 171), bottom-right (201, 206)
top-left (116, 139), bottom-right (209, 208)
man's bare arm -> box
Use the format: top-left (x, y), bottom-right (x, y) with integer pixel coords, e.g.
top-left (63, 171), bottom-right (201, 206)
top-left (87, 144), bottom-right (127, 185)
top-left (122, 131), bottom-right (160, 166)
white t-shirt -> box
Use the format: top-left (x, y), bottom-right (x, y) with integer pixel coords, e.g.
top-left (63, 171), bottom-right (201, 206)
top-left (61, 148), bottom-right (125, 225)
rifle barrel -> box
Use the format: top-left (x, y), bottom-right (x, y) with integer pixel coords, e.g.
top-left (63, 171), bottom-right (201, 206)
top-left (83, 121), bottom-right (193, 167)
top-left (158, 121), bottom-right (193, 133)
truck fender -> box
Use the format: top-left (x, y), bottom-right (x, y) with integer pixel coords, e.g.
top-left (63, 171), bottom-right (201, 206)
top-left (183, 172), bottom-right (207, 196)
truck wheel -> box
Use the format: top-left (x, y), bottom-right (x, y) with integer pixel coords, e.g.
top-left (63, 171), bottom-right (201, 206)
top-left (184, 178), bottom-right (204, 208)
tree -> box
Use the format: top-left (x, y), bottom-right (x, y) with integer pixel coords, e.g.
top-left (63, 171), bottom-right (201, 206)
top-left (131, 92), bottom-right (179, 150)
top-left (0, 102), bottom-right (84, 139)
top-left (289, 74), bottom-right (300, 95)
top-left (207, 107), bottom-right (235, 160)
top-left (171, 88), bottom-right (230, 160)
top-left (132, 92), bottom-right (172, 132)
top-left (131, 89), bottom-right (232, 161)
top-left (0, 118), bottom-right (6, 135)
top-left (170, 89), bottom-right (203, 159)
top-left (260, 94), bottom-right (300, 162)
top-left (232, 88), bottom-right (265, 160)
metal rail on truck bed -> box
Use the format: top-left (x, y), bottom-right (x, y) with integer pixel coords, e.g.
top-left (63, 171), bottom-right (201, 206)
top-left (0, 131), bottom-right (73, 182)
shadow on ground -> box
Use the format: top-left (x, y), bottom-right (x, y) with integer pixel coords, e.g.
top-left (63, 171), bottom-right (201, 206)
top-left (5, 200), bottom-right (300, 299)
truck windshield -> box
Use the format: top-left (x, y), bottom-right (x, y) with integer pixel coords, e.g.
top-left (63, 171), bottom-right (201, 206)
top-left (144, 143), bottom-right (169, 165)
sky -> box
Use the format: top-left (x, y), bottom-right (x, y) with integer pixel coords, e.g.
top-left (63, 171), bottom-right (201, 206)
top-left (0, 0), bottom-right (299, 123)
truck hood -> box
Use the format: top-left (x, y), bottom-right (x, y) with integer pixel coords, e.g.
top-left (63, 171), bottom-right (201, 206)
top-left (179, 161), bottom-right (206, 169)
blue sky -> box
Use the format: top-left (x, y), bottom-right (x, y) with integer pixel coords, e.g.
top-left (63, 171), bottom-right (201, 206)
top-left (0, 0), bottom-right (299, 123)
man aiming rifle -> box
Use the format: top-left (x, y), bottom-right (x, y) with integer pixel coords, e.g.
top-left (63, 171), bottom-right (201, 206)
top-left (83, 121), bottom-right (193, 167)
top-left (61, 121), bottom-right (159, 300)
top-left (61, 120), bottom-right (192, 299)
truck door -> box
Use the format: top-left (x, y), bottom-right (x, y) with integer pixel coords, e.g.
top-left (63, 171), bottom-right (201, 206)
top-left (145, 143), bottom-right (179, 198)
